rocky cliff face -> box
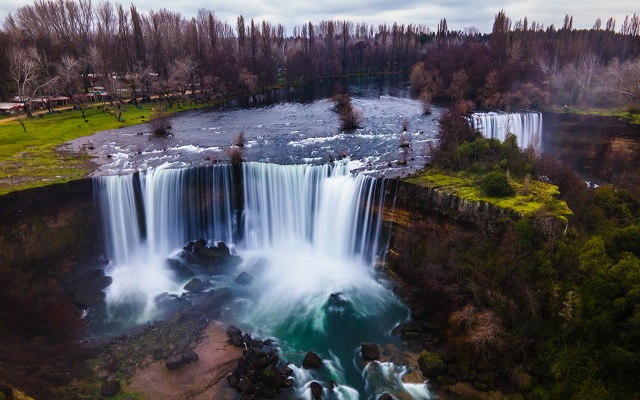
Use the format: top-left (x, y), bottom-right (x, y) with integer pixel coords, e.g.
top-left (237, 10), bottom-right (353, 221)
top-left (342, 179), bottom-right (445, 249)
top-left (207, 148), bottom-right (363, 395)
top-left (543, 112), bottom-right (640, 196)
top-left (0, 178), bottom-right (100, 270)
top-left (389, 180), bottom-right (518, 231)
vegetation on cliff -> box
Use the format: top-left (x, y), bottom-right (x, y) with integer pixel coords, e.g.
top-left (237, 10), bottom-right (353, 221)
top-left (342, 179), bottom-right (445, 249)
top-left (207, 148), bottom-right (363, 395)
top-left (391, 103), bottom-right (640, 399)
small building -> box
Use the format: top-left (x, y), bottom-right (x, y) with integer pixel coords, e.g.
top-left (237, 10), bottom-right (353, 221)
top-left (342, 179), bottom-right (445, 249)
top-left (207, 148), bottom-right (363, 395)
top-left (0, 102), bottom-right (25, 115)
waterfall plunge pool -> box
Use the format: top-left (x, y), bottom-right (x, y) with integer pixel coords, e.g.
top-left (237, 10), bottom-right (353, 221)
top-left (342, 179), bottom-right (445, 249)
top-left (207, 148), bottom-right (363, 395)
top-left (90, 161), bottom-right (432, 399)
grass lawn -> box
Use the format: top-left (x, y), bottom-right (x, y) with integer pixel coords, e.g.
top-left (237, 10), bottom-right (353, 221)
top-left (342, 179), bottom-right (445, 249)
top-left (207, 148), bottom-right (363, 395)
top-left (0, 105), bottom-right (159, 194)
top-left (549, 105), bottom-right (640, 125)
top-left (405, 168), bottom-right (573, 221)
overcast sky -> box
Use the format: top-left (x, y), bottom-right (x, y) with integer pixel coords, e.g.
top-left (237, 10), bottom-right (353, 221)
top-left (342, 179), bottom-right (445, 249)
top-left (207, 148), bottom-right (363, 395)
top-left (0, 0), bottom-right (636, 34)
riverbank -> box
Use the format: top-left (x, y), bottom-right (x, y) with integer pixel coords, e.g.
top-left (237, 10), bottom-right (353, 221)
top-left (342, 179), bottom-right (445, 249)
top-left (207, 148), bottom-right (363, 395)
top-left (128, 322), bottom-right (242, 400)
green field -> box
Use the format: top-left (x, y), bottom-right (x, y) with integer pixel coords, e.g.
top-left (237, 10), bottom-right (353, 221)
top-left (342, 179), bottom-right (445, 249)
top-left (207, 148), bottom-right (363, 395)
top-left (0, 104), bottom-right (178, 194)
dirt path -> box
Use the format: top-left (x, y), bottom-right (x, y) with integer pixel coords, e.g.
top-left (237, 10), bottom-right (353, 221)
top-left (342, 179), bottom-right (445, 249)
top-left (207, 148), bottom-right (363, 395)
top-left (129, 322), bottom-right (242, 400)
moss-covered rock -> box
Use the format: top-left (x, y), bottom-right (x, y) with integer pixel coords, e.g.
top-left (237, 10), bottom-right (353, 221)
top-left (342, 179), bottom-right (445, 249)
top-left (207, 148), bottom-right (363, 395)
top-left (418, 350), bottom-right (447, 379)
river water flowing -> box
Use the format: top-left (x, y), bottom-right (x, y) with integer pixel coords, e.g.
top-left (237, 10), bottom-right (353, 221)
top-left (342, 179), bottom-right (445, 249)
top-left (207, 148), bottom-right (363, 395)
top-left (84, 76), bottom-right (546, 398)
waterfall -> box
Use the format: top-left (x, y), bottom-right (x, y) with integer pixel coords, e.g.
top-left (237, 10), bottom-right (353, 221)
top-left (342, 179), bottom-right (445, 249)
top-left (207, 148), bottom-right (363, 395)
top-left (241, 162), bottom-right (385, 262)
top-left (93, 161), bottom-right (430, 398)
top-left (94, 162), bottom-right (389, 308)
top-left (471, 111), bottom-right (542, 149)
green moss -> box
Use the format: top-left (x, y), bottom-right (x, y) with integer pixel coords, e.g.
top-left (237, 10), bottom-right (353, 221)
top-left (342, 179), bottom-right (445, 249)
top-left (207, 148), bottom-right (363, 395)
top-left (405, 169), bottom-right (572, 220)
top-left (420, 350), bottom-right (446, 368)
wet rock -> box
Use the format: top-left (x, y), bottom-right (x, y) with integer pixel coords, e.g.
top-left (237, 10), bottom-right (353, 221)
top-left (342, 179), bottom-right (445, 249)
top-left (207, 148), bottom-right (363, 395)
top-left (378, 394), bottom-right (394, 400)
top-left (184, 278), bottom-right (211, 293)
top-left (235, 271), bottom-right (255, 285)
top-left (302, 351), bottom-right (323, 369)
top-left (183, 240), bottom-right (243, 273)
top-left (166, 355), bottom-right (183, 370)
top-left (236, 376), bottom-right (255, 394)
top-left (391, 321), bottom-right (420, 335)
top-left (263, 364), bottom-right (284, 388)
top-left (182, 350), bottom-right (199, 363)
top-left (194, 287), bottom-right (232, 313)
top-left (226, 325), bottom-right (242, 337)
top-left (166, 258), bottom-right (195, 279)
top-left (361, 343), bottom-right (380, 361)
top-left (310, 381), bottom-right (324, 399)
top-left (230, 334), bottom-right (244, 347)
top-left (71, 273), bottom-right (113, 308)
top-left (100, 378), bottom-right (121, 397)
top-left (418, 350), bottom-right (446, 379)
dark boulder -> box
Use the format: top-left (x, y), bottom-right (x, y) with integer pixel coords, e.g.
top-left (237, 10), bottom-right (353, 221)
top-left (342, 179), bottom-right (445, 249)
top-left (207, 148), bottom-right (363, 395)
top-left (184, 278), bottom-right (211, 293)
top-left (230, 334), bottom-right (243, 347)
top-left (236, 376), bottom-right (255, 394)
top-left (100, 378), bottom-right (121, 397)
top-left (361, 343), bottom-right (380, 361)
top-left (183, 350), bottom-right (199, 363)
top-left (166, 354), bottom-right (184, 370)
top-left (281, 366), bottom-right (294, 376)
top-left (235, 271), bottom-right (255, 285)
top-left (310, 381), bottom-right (324, 399)
top-left (194, 287), bottom-right (232, 313)
top-left (302, 351), bottom-right (323, 369)
top-left (417, 350), bottom-right (446, 379)
top-left (182, 240), bottom-right (243, 273)
top-left (378, 394), bottom-right (394, 400)
top-left (263, 363), bottom-right (284, 388)
top-left (70, 272), bottom-right (113, 308)
top-left (226, 325), bottom-right (242, 337)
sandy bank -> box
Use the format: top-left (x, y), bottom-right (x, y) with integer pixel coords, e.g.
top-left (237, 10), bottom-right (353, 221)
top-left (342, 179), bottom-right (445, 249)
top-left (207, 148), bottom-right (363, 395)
top-left (129, 322), bottom-right (242, 400)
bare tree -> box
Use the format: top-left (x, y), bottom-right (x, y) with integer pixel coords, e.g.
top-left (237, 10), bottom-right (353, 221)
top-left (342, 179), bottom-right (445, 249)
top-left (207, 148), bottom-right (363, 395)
top-left (57, 55), bottom-right (89, 120)
top-left (7, 46), bottom-right (58, 130)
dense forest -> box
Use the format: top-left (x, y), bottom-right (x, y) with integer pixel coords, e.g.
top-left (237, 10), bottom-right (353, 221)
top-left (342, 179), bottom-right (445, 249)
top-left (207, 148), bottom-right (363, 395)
top-left (389, 102), bottom-right (640, 399)
top-left (1, 2), bottom-right (639, 112)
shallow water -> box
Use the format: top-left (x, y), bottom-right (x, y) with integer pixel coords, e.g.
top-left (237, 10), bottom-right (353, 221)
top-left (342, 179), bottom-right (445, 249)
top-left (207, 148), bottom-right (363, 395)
top-left (66, 75), bottom-right (441, 179)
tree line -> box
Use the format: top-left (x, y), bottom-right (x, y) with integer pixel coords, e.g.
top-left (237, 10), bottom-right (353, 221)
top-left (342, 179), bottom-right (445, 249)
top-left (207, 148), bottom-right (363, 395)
top-left (1, 3), bottom-right (639, 112)
top-left (0, 0), bottom-right (432, 104)
top-left (410, 11), bottom-right (640, 110)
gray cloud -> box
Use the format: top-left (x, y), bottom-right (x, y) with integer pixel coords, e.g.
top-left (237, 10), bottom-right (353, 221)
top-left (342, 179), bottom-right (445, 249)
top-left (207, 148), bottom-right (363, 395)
top-left (1, 0), bottom-right (636, 34)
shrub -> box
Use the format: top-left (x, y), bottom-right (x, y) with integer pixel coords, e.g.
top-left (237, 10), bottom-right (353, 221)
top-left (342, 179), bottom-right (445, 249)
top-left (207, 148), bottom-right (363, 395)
top-left (150, 107), bottom-right (169, 135)
top-left (482, 170), bottom-right (515, 197)
top-left (339, 107), bottom-right (363, 130)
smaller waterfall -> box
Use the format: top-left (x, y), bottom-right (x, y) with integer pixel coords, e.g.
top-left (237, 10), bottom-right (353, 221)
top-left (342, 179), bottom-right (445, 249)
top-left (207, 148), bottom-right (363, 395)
top-left (471, 111), bottom-right (542, 149)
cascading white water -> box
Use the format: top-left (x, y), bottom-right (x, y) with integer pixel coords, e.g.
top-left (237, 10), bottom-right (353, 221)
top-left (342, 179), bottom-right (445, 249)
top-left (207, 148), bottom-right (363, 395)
top-left (471, 111), bottom-right (542, 149)
top-left (94, 163), bottom-right (238, 318)
top-left (94, 161), bottom-right (431, 398)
